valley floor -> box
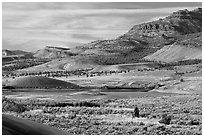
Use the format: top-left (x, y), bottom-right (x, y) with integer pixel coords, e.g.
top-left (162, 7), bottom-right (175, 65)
top-left (2, 91), bottom-right (202, 135)
top-left (2, 64), bottom-right (202, 135)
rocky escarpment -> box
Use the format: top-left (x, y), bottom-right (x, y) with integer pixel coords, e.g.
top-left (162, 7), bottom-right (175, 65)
top-left (120, 8), bottom-right (202, 47)
top-left (126, 8), bottom-right (202, 36)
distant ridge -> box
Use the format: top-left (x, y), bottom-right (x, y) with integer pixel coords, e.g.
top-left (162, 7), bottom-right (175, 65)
top-left (2, 49), bottom-right (30, 57)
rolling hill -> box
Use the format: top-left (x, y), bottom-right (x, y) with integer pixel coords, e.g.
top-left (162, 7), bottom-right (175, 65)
top-left (7, 76), bottom-right (80, 89)
top-left (34, 46), bottom-right (78, 58)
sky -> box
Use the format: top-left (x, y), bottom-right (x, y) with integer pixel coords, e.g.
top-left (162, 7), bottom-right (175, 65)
top-left (2, 2), bottom-right (201, 52)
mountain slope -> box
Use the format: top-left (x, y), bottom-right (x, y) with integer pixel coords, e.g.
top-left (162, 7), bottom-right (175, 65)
top-left (75, 8), bottom-right (202, 65)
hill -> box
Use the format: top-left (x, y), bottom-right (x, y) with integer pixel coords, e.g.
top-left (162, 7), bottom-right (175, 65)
top-left (2, 49), bottom-right (34, 63)
top-left (34, 46), bottom-right (78, 58)
top-left (7, 76), bottom-right (80, 89)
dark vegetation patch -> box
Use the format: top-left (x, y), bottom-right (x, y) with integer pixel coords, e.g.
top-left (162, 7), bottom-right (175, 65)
top-left (45, 101), bottom-right (101, 108)
top-left (158, 114), bottom-right (172, 125)
top-left (2, 58), bottom-right (51, 72)
top-left (144, 59), bottom-right (202, 70)
top-left (86, 47), bottom-right (158, 65)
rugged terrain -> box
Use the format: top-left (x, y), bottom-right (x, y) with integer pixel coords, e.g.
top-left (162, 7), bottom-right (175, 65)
top-left (2, 8), bottom-right (202, 135)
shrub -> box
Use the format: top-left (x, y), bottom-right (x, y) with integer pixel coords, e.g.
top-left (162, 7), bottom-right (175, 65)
top-left (188, 119), bottom-right (200, 125)
top-left (158, 114), bottom-right (172, 125)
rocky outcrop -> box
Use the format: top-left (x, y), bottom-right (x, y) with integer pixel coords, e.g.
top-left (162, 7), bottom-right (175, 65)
top-left (127, 8), bottom-right (202, 36)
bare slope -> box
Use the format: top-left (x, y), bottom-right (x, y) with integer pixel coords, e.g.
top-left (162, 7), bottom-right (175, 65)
top-left (8, 76), bottom-right (80, 89)
top-left (144, 33), bottom-right (202, 62)
top-left (144, 44), bottom-right (201, 63)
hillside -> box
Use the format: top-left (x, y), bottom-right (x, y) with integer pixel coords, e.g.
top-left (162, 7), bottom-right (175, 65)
top-left (144, 44), bottom-right (201, 63)
top-left (144, 32), bottom-right (202, 62)
top-left (75, 8), bottom-right (202, 65)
